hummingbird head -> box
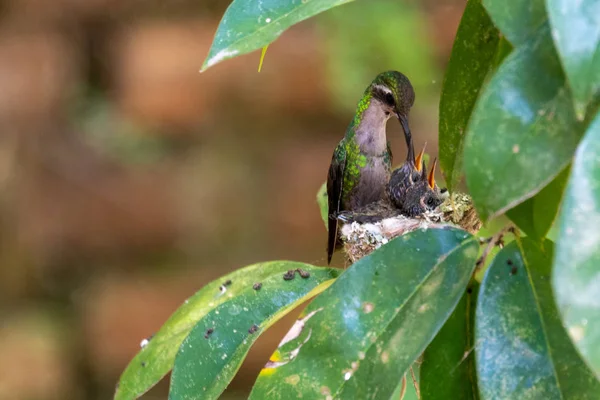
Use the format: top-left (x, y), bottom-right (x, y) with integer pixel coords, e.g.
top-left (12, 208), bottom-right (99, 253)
top-left (369, 71), bottom-right (415, 134)
top-left (369, 71), bottom-right (416, 166)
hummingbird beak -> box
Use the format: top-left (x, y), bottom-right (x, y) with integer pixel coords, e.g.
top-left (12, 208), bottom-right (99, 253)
top-left (428, 158), bottom-right (437, 189)
top-left (397, 113), bottom-right (410, 138)
top-left (415, 143), bottom-right (427, 172)
top-left (397, 113), bottom-right (414, 166)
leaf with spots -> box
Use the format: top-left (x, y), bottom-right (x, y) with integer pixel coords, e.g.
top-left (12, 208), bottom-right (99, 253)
top-left (482, 0), bottom-right (547, 46)
top-left (421, 282), bottom-right (479, 400)
top-left (506, 165), bottom-right (570, 240)
top-left (202, 0), bottom-right (355, 71)
top-left (115, 261), bottom-right (339, 400)
top-left (169, 264), bottom-right (339, 400)
top-left (475, 239), bottom-right (600, 399)
top-left (547, 0), bottom-right (600, 118)
top-left (553, 110), bottom-right (600, 378)
top-left (439, 0), bottom-right (503, 192)
top-left (249, 227), bottom-right (479, 399)
top-left (464, 22), bottom-right (583, 221)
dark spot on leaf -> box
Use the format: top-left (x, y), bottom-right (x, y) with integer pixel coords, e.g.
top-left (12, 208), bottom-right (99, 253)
top-left (204, 328), bottom-right (214, 339)
top-left (510, 266), bottom-right (518, 275)
top-left (296, 268), bottom-right (310, 279)
top-left (283, 270), bottom-right (295, 281)
top-left (141, 362), bottom-right (146, 367)
top-left (248, 324), bottom-right (259, 334)
top-left (253, 282), bottom-right (262, 290)
top-left (224, 279), bottom-right (232, 286)
top-left (507, 258), bottom-right (513, 266)
top-left (467, 287), bottom-right (473, 294)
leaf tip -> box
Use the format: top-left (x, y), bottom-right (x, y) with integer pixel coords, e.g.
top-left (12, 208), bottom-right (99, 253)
top-left (199, 60), bottom-right (210, 73)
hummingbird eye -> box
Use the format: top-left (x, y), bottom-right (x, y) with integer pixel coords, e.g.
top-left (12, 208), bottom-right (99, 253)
top-left (384, 92), bottom-right (395, 106)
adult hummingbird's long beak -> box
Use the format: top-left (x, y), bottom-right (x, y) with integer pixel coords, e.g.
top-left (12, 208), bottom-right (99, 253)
top-left (397, 113), bottom-right (414, 166)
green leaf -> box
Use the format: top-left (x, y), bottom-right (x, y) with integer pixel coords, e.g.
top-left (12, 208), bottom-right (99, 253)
top-left (249, 227), bottom-right (479, 399)
top-left (317, 181), bottom-right (328, 229)
top-left (547, 0), bottom-right (600, 118)
top-left (439, 0), bottom-right (501, 192)
top-left (421, 282), bottom-right (479, 400)
top-left (475, 239), bottom-right (600, 399)
top-left (506, 166), bottom-right (570, 240)
top-left (169, 264), bottom-right (339, 400)
top-left (553, 110), bottom-right (600, 377)
top-left (464, 23), bottom-right (582, 221)
top-left (115, 261), bottom-right (338, 399)
top-left (482, 0), bottom-right (546, 46)
top-left (201, 0), bottom-right (354, 71)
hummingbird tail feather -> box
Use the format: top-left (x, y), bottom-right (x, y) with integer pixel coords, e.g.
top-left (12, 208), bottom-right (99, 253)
top-left (327, 216), bottom-right (338, 264)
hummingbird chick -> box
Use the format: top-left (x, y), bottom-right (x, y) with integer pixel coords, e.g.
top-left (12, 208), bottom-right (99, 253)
top-left (326, 71), bottom-right (415, 264)
top-left (398, 158), bottom-right (447, 217)
top-left (387, 143), bottom-right (428, 209)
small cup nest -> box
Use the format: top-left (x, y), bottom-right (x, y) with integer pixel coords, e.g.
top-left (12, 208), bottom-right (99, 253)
top-left (340, 192), bottom-right (481, 263)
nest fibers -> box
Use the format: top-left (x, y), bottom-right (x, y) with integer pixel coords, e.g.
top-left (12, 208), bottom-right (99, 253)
top-left (340, 192), bottom-right (481, 263)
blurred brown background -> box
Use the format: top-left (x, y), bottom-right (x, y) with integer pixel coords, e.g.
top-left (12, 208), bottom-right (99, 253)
top-left (0, 0), bottom-right (465, 398)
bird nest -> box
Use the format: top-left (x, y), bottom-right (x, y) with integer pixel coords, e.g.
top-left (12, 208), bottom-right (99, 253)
top-left (340, 192), bottom-right (481, 263)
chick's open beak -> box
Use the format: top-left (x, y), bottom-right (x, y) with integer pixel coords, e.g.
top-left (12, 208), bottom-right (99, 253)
top-left (428, 158), bottom-right (437, 189)
top-left (415, 143), bottom-right (427, 173)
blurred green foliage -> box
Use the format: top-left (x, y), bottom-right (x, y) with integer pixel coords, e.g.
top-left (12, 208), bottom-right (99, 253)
top-left (317, 0), bottom-right (439, 113)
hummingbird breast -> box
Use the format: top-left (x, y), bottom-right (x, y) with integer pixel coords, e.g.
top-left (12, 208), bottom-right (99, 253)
top-left (346, 156), bottom-right (391, 210)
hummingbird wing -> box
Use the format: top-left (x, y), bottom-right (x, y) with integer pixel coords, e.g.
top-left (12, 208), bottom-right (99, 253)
top-left (326, 143), bottom-right (347, 264)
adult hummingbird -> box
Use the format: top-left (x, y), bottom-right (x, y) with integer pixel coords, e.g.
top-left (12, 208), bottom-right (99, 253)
top-left (326, 71), bottom-right (415, 264)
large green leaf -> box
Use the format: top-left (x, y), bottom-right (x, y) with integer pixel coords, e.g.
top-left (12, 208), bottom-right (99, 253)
top-left (439, 0), bottom-right (501, 192)
top-left (115, 261), bottom-right (338, 399)
top-left (553, 111), bottom-right (600, 377)
top-left (464, 23), bottom-right (582, 221)
top-left (476, 239), bottom-right (600, 399)
top-left (421, 282), bottom-right (479, 400)
top-left (201, 0), bottom-right (354, 71)
top-left (506, 166), bottom-right (570, 240)
top-left (481, 0), bottom-right (546, 46)
top-left (547, 0), bottom-right (600, 118)
top-left (169, 264), bottom-right (339, 400)
top-left (249, 227), bottom-right (479, 399)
